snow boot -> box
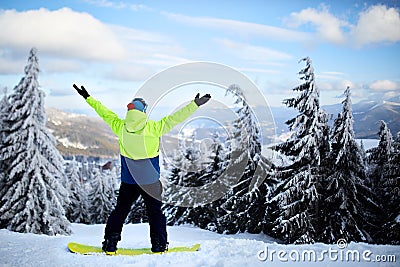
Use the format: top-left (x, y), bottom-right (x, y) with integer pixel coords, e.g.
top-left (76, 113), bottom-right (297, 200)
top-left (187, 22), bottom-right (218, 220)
top-left (102, 233), bottom-right (121, 254)
top-left (151, 241), bottom-right (169, 253)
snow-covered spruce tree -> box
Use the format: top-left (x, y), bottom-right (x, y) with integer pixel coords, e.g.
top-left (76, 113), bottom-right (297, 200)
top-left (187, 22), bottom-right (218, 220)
top-left (163, 131), bottom-right (205, 225)
top-left (368, 124), bottom-right (399, 244)
top-left (318, 87), bottom-right (377, 243)
top-left (378, 131), bottom-right (400, 244)
top-left (359, 140), bottom-right (368, 166)
top-left (268, 57), bottom-right (329, 244)
top-left (225, 84), bottom-right (261, 164)
top-left (162, 163), bottom-right (183, 225)
top-left (126, 196), bottom-right (148, 224)
top-left (163, 131), bottom-right (231, 230)
top-left (65, 158), bottom-right (90, 224)
top-left (190, 131), bottom-right (233, 230)
top-left (367, 120), bottom-right (393, 192)
top-left (366, 121), bottom-right (393, 242)
top-left (0, 87), bottom-right (10, 186)
top-left (0, 87), bottom-right (9, 141)
top-left (88, 164), bottom-right (117, 224)
top-left (215, 84), bottom-right (274, 234)
top-left (0, 48), bottom-right (71, 235)
top-left (163, 84), bottom-right (273, 234)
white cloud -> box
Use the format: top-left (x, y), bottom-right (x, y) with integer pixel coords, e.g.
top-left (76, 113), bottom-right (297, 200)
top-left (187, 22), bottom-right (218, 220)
top-left (0, 8), bottom-right (186, 80)
top-left (104, 64), bottom-right (155, 81)
top-left (383, 91), bottom-right (399, 99)
top-left (163, 12), bottom-right (312, 42)
top-left (317, 71), bottom-right (346, 80)
top-left (286, 5), bottom-right (348, 44)
top-left (317, 71), bottom-right (355, 92)
top-left (369, 80), bottom-right (399, 91)
top-left (42, 59), bottom-right (84, 74)
top-left (83, 0), bottom-right (150, 11)
top-left (109, 24), bottom-right (184, 62)
top-left (339, 79), bottom-right (355, 90)
top-left (83, 0), bottom-right (127, 9)
top-left (351, 5), bottom-right (400, 46)
top-left (286, 4), bottom-right (400, 47)
top-left (318, 79), bottom-right (355, 92)
top-left (0, 55), bottom-right (24, 74)
top-left (322, 71), bottom-right (346, 76)
top-left (164, 5), bottom-right (400, 48)
top-left (215, 38), bottom-right (293, 64)
top-left (0, 8), bottom-right (128, 62)
top-left (141, 54), bottom-right (190, 67)
top-left (238, 67), bottom-right (281, 75)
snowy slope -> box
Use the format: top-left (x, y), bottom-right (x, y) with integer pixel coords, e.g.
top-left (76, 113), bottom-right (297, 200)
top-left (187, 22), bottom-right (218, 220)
top-left (0, 224), bottom-right (398, 267)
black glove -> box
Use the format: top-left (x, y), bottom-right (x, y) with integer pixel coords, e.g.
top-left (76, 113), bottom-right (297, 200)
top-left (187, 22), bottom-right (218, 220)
top-left (73, 84), bottom-right (90, 99)
top-left (194, 93), bottom-right (211, 106)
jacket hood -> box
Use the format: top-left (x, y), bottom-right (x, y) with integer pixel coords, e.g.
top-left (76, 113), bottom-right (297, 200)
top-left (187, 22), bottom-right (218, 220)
top-left (125, 109), bottom-right (147, 132)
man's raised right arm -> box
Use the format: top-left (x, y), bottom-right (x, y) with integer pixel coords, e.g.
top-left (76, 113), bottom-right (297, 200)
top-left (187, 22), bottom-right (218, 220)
top-left (73, 84), bottom-right (124, 137)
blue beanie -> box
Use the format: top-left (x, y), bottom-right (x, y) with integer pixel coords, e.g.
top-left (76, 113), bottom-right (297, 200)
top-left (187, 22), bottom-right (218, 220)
top-left (131, 98), bottom-right (147, 112)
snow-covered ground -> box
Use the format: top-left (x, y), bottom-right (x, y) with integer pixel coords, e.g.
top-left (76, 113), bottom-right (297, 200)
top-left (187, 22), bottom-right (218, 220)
top-left (0, 223), bottom-right (398, 267)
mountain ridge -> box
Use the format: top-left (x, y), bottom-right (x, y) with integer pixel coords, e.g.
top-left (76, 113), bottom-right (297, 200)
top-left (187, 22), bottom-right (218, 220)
top-left (46, 107), bottom-right (119, 158)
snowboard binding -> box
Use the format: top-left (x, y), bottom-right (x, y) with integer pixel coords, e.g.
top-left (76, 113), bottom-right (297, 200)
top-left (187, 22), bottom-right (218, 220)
top-left (102, 233), bottom-right (121, 255)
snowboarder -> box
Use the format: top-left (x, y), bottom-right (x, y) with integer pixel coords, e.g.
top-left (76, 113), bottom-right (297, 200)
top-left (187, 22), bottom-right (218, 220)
top-left (73, 84), bottom-right (211, 253)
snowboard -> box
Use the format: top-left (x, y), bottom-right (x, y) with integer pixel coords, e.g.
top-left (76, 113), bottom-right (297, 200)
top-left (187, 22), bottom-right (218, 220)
top-left (68, 242), bottom-right (200, 256)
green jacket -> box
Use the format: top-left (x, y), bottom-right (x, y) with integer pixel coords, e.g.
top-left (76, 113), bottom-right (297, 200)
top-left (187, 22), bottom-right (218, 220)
top-left (86, 96), bottom-right (199, 160)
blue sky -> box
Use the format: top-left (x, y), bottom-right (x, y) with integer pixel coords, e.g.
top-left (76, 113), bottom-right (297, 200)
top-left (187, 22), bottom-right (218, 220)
top-left (0, 0), bottom-right (399, 116)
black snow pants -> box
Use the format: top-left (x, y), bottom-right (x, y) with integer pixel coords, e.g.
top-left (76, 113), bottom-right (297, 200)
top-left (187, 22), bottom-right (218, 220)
top-left (104, 181), bottom-right (167, 247)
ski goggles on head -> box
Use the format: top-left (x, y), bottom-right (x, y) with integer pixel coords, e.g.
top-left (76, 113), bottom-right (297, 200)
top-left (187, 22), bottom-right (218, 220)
top-left (130, 98), bottom-right (148, 113)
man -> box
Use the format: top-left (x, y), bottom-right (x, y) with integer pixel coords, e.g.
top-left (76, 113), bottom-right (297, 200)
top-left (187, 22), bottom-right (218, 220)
top-left (73, 84), bottom-right (211, 254)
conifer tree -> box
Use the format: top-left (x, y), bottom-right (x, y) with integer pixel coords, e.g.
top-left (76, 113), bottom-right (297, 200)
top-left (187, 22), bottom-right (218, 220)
top-left (163, 84), bottom-right (273, 235)
top-left (0, 48), bottom-right (70, 235)
top-left (359, 140), bottom-right (368, 166)
top-left (126, 196), bottom-right (148, 224)
top-left (0, 87), bottom-right (10, 186)
top-left (269, 57), bottom-right (329, 244)
top-left (65, 158), bottom-right (90, 224)
top-left (216, 84), bottom-right (273, 234)
top-left (368, 124), bottom-right (399, 244)
top-left (0, 87), bottom-right (9, 141)
top-left (367, 120), bottom-right (393, 192)
top-left (164, 131), bottom-right (232, 230)
top-left (318, 87), bottom-right (376, 243)
top-left (88, 165), bottom-right (116, 224)
top-left (144, 131), bottom-right (207, 225)
top-left (379, 131), bottom-right (400, 244)
top-left (163, 132), bottom-right (204, 225)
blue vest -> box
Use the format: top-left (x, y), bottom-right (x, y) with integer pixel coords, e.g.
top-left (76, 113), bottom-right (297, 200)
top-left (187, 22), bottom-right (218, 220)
top-left (120, 155), bottom-right (160, 185)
